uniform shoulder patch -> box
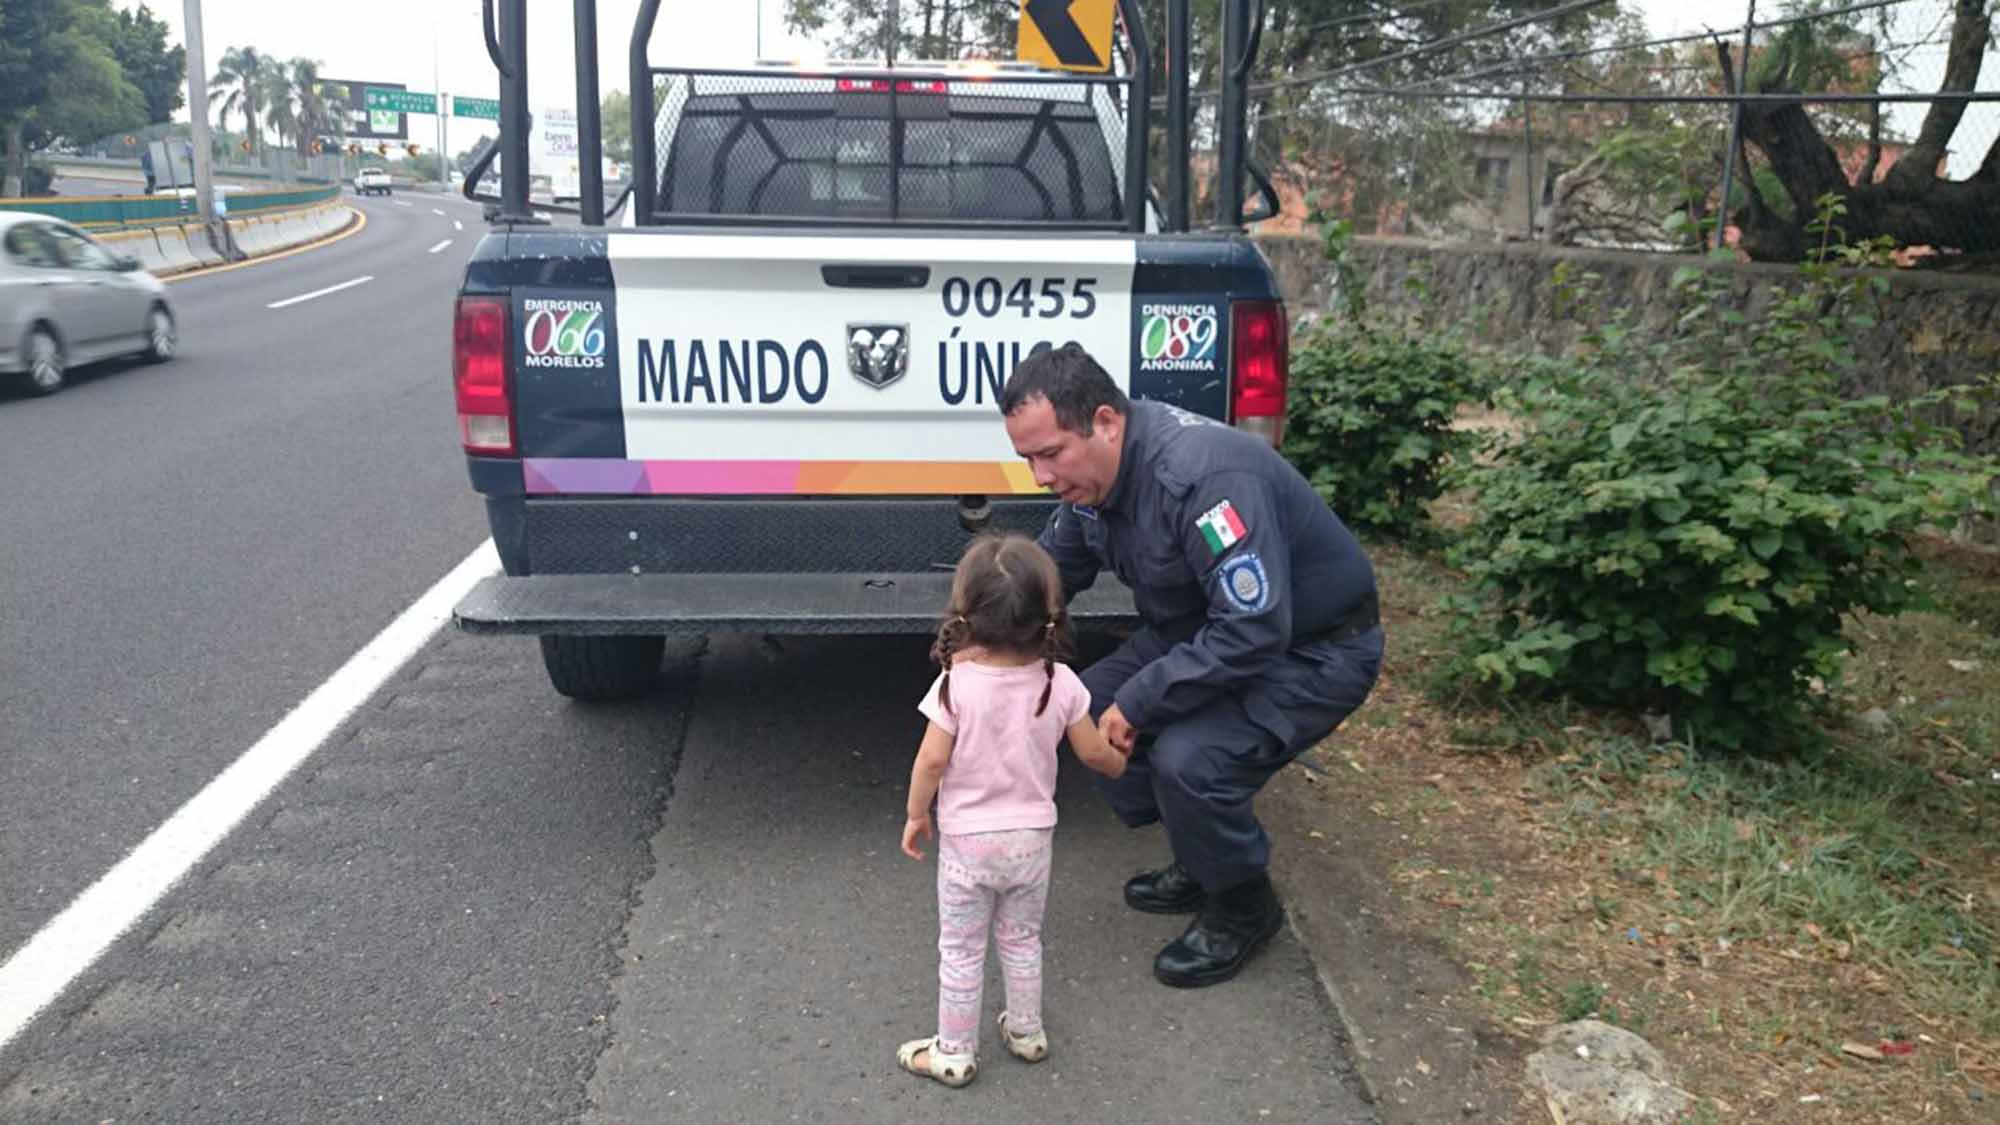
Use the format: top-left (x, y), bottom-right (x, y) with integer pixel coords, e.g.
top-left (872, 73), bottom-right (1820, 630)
top-left (1195, 499), bottom-right (1248, 556)
top-left (1217, 552), bottom-right (1271, 613)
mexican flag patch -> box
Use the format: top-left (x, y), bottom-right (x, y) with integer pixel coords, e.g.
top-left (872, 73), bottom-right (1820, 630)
top-left (1196, 500), bottom-right (1247, 555)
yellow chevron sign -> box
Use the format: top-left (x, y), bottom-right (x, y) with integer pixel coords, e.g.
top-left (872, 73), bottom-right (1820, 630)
top-left (1017, 0), bottom-right (1115, 74)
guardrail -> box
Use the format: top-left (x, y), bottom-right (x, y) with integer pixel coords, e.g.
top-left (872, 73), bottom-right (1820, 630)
top-left (0, 182), bottom-right (343, 230)
top-left (49, 153), bottom-right (285, 180)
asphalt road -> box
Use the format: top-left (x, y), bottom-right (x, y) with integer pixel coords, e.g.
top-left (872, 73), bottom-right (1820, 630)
top-left (0, 194), bottom-right (1376, 1122)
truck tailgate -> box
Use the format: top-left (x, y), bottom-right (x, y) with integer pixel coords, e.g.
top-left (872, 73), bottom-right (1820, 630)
top-left (508, 231), bottom-right (1237, 496)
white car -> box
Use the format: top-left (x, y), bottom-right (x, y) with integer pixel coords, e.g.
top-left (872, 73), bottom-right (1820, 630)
top-left (354, 168), bottom-right (392, 196)
top-left (0, 212), bottom-right (176, 396)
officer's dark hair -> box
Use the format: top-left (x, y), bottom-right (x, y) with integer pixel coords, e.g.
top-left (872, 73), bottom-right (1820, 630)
top-left (932, 533), bottom-right (1074, 718)
top-left (999, 343), bottom-right (1130, 436)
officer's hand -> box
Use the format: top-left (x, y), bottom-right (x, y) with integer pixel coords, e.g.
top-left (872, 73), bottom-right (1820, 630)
top-left (1100, 705), bottom-right (1137, 754)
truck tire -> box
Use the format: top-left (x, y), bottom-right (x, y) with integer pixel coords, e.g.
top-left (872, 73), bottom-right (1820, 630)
top-left (538, 634), bottom-right (665, 700)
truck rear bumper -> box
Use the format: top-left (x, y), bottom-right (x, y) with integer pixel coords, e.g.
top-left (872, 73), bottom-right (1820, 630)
top-left (453, 572), bottom-right (1139, 636)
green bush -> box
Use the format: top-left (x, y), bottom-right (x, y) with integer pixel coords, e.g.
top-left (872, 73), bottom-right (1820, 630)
top-left (22, 163), bottom-right (56, 196)
top-left (1282, 219), bottom-right (1489, 539)
top-left (1447, 211), bottom-right (1996, 750)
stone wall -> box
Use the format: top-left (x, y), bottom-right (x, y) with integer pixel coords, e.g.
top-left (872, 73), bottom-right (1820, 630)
top-left (1254, 234), bottom-right (2000, 453)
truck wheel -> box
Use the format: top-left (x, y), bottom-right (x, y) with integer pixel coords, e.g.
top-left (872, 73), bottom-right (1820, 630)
top-left (538, 635), bottom-right (666, 700)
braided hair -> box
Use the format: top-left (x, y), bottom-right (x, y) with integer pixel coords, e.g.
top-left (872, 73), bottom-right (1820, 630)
top-left (931, 533), bottom-right (1075, 717)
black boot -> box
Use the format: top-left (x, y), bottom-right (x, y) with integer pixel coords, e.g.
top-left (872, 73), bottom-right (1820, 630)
top-left (1152, 874), bottom-right (1284, 988)
top-left (1123, 861), bottom-right (1205, 914)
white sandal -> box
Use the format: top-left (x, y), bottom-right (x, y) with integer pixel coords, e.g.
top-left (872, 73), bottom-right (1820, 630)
top-left (996, 1011), bottom-right (1049, 1063)
top-left (896, 1036), bottom-right (977, 1088)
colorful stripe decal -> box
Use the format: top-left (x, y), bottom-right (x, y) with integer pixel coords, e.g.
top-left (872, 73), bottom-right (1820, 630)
top-left (523, 459), bottom-right (1044, 496)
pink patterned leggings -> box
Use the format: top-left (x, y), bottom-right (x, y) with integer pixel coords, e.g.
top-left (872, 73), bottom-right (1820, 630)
top-left (934, 828), bottom-right (1054, 1056)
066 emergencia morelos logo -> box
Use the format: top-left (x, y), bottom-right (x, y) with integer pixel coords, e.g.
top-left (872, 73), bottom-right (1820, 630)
top-left (522, 297), bottom-right (607, 369)
top-left (1138, 302), bottom-right (1218, 372)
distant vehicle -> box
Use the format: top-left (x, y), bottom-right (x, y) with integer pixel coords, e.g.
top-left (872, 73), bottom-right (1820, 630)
top-left (354, 168), bottom-right (392, 196)
top-left (0, 212), bottom-right (176, 396)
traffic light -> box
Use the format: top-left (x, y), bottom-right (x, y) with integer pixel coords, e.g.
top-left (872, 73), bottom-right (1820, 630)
top-left (377, 143), bottom-right (389, 157)
top-left (348, 143), bottom-right (362, 156)
top-left (406, 144), bottom-right (421, 157)
top-left (310, 140), bottom-right (324, 155)
top-left (239, 139), bottom-right (253, 153)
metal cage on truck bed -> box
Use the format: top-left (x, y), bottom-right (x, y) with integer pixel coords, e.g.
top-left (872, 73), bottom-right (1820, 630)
top-left (464, 0), bottom-right (1189, 233)
top-left (644, 68), bottom-right (1136, 229)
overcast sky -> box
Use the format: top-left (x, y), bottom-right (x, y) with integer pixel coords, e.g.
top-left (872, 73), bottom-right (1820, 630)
top-left (124, 0), bottom-right (1985, 171)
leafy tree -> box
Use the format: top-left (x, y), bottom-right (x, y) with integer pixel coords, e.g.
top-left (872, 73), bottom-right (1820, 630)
top-left (782, 0), bottom-right (1017, 60)
top-left (108, 3), bottom-right (185, 125)
top-left (600, 83), bottom-right (672, 165)
top-left (602, 89), bottom-right (631, 163)
top-left (1728, 0), bottom-right (1999, 261)
top-left (776, 1), bottom-right (1613, 230)
top-left (1, 0), bottom-right (146, 195)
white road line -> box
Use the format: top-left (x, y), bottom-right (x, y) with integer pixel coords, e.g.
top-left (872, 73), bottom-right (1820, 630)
top-left (393, 200), bottom-right (413, 208)
top-left (266, 276), bottom-right (374, 309)
top-left (432, 208), bottom-right (446, 216)
top-left (427, 239), bottom-right (452, 254)
top-left (0, 540), bottom-right (500, 1053)
top-left (453, 220), bottom-right (463, 231)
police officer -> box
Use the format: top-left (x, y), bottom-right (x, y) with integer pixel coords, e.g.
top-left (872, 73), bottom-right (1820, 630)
top-left (1000, 343), bottom-right (1382, 988)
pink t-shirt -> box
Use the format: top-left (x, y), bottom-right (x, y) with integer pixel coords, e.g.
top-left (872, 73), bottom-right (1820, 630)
top-left (917, 659), bottom-right (1092, 835)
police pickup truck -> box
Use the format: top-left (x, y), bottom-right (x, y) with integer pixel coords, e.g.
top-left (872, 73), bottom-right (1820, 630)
top-left (451, 0), bottom-right (1289, 699)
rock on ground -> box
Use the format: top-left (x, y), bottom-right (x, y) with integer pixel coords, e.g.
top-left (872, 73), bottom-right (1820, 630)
top-left (1526, 1020), bottom-right (1693, 1125)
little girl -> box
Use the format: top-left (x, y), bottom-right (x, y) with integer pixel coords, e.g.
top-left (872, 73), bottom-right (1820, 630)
top-left (895, 533), bottom-right (1127, 1089)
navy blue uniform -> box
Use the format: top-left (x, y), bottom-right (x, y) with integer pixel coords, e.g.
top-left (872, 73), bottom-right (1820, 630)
top-left (1041, 399), bottom-right (1382, 892)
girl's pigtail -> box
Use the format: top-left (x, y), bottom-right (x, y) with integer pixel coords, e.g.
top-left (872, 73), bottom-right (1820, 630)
top-left (1034, 619), bottom-right (1058, 717)
top-left (930, 614), bottom-right (967, 716)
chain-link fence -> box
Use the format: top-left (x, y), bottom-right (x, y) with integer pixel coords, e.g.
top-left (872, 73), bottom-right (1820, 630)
top-left (1217, 0), bottom-right (1997, 267)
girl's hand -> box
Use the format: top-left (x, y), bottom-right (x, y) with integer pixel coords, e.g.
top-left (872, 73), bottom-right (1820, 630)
top-left (901, 813), bottom-right (935, 860)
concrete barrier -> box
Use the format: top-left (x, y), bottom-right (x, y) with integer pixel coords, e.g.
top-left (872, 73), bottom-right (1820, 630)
top-left (122, 203), bottom-right (356, 277)
top-left (151, 224), bottom-right (203, 274)
top-left (233, 217), bottom-right (279, 257)
top-left (97, 226), bottom-right (167, 274)
top-left (305, 205), bottom-right (347, 238)
top-left (186, 224), bottom-right (226, 267)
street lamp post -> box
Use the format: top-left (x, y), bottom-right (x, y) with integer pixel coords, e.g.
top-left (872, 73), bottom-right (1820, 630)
top-left (181, 0), bottom-right (218, 238)
top-left (434, 19), bottom-right (449, 188)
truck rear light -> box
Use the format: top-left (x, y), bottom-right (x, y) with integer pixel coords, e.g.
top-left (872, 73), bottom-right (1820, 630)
top-left (453, 295), bottom-right (515, 456)
top-left (837, 78), bottom-right (891, 92)
top-left (894, 80), bottom-right (948, 93)
top-left (1230, 299), bottom-right (1288, 447)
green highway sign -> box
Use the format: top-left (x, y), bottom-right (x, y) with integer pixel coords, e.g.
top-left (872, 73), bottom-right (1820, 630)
top-left (451, 95), bottom-right (500, 120)
top-left (364, 88), bottom-right (438, 115)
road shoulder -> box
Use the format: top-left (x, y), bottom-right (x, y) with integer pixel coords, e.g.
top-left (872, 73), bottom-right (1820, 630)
top-left (1266, 761), bottom-right (1534, 1123)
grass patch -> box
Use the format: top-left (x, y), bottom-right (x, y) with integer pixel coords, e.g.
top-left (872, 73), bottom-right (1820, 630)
top-left (1301, 530), bottom-right (2000, 1121)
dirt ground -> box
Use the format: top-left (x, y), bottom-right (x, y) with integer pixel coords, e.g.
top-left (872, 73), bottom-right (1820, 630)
top-left (1262, 539), bottom-right (2000, 1125)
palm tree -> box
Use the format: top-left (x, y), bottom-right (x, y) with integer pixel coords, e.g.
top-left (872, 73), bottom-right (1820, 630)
top-left (259, 56), bottom-right (297, 151)
top-left (210, 46), bottom-right (268, 156)
top-left (288, 59), bottom-right (342, 157)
